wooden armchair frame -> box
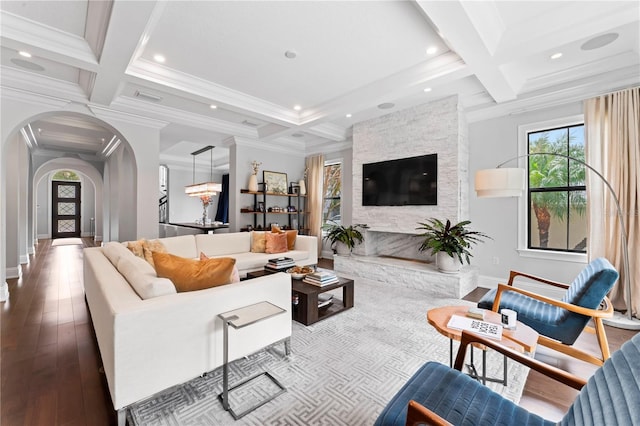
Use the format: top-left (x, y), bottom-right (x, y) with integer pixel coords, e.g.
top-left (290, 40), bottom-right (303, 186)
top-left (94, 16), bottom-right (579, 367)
top-left (405, 330), bottom-right (587, 426)
top-left (489, 270), bottom-right (614, 366)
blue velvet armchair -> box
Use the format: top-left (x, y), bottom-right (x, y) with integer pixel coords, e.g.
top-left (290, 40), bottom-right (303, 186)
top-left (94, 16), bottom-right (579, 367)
top-left (375, 330), bottom-right (640, 426)
top-left (477, 257), bottom-right (618, 366)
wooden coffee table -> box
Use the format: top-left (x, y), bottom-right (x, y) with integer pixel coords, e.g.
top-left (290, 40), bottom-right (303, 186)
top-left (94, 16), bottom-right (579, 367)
top-left (245, 270), bottom-right (354, 326)
top-left (427, 305), bottom-right (538, 385)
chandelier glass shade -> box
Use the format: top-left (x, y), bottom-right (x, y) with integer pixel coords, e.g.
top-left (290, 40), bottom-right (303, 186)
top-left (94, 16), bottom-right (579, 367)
top-left (185, 145), bottom-right (221, 198)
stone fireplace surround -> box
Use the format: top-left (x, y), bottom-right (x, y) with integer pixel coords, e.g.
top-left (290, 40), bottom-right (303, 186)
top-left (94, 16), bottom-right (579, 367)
top-left (334, 96), bottom-right (477, 298)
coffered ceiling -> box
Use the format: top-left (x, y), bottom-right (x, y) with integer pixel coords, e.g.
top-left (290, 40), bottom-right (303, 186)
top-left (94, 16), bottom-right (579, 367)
top-left (1, 1), bottom-right (638, 170)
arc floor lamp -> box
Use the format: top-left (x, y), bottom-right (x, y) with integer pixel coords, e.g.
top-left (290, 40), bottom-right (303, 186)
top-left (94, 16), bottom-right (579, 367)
top-left (475, 152), bottom-right (638, 330)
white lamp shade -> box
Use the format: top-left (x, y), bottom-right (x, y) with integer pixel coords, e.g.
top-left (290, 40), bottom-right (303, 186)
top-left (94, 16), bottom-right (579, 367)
top-left (474, 168), bottom-right (525, 198)
top-left (185, 182), bottom-right (222, 197)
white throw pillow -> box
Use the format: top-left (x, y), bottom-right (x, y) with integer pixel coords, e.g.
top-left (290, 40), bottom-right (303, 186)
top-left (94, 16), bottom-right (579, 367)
top-left (102, 241), bottom-right (134, 267)
top-left (117, 256), bottom-right (176, 299)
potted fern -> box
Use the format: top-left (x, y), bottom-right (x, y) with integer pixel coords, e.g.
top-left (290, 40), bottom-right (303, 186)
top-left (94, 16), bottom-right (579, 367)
top-left (415, 218), bottom-right (491, 273)
top-left (323, 222), bottom-right (368, 255)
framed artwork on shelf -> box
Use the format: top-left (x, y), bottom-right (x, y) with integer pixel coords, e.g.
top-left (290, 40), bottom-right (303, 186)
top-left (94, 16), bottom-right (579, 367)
top-left (263, 171), bottom-right (288, 194)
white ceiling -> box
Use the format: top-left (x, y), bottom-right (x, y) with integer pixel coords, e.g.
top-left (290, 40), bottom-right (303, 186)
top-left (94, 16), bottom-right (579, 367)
top-left (1, 0), bottom-right (638, 170)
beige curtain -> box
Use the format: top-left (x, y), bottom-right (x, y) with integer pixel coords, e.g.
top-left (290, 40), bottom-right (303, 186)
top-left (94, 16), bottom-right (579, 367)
top-left (306, 154), bottom-right (325, 256)
top-left (585, 87), bottom-right (640, 318)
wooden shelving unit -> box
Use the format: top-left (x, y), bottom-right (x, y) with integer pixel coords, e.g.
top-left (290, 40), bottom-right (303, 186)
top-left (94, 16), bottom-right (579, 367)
top-left (240, 189), bottom-right (307, 233)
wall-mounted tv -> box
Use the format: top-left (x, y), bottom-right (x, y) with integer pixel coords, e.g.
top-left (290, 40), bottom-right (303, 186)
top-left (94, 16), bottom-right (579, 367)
top-left (362, 154), bottom-right (437, 206)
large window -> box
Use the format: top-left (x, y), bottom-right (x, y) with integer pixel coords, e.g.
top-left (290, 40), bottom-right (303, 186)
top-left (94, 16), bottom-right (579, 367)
top-left (322, 161), bottom-right (342, 226)
top-left (527, 123), bottom-right (587, 252)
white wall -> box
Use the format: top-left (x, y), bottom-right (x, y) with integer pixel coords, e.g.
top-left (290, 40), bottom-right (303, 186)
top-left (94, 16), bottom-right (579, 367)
top-left (230, 138), bottom-right (306, 232)
top-left (468, 101), bottom-right (586, 286)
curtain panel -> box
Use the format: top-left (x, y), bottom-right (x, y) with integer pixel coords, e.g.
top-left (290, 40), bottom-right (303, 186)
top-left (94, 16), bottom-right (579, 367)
top-left (585, 86), bottom-right (640, 318)
top-left (306, 155), bottom-right (325, 255)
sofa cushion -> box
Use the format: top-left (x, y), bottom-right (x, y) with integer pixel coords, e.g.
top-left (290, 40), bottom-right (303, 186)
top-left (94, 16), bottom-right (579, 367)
top-left (200, 252), bottom-right (240, 283)
top-left (195, 233), bottom-right (250, 256)
top-left (116, 255), bottom-right (176, 299)
top-left (265, 232), bottom-right (288, 254)
top-left (127, 239), bottom-right (145, 258)
top-left (153, 252), bottom-right (237, 292)
top-left (142, 239), bottom-right (167, 268)
top-left (250, 231), bottom-right (267, 253)
top-left (158, 235), bottom-right (198, 259)
top-left (272, 225), bottom-right (298, 250)
top-left (102, 241), bottom-right (135, 267)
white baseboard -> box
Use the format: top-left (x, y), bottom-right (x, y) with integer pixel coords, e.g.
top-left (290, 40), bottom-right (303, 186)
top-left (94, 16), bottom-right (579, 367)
top-left (28, 245), bottom-right (35, 255)
top-left (0, 282), bottom-right (8, 302)
top-left (19, 254), bottom-right (29, 265)
top-left (6, 266), bottom-right (22, 279)
top-left (38, 233), bottom-right (50, 239)
top-left (94, 235), bottom-right (103, 242)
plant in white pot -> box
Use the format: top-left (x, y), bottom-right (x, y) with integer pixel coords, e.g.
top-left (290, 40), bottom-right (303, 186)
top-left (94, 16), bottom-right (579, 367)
top-left (323, 222), bottom-right (368, 255)
top-left (415, 218), bottom-right (491, 273)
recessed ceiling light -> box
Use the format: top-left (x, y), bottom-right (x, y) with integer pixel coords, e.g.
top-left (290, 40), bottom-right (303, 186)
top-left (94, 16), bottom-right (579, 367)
top-left (153, 54), bottom-right (166, 63)
top-left (101, 138), bottom-right (105, 142)
top-left (581, 33), bottom-right (619, 51)
top-left (346, 113), bottom-right (352, 118)
top-left (284, 50), bottom-right (297, 59)
top-left (378, 102), bottom-right (395, 110)
top-left (426, 46), bottom-right (438, 55)
top-left (550, 52), bottom-right (563, 60)
top-left (424, 87), bottom-right (432, 93)
top-left (18, 51), bottom-right (32, 58)
top-left (210, 104), bottom-right (217, 109)
top-left (293, 105), bottom-right (301, 111)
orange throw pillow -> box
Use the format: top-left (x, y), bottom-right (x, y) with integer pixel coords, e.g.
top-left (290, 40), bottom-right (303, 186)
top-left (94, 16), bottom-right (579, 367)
top-left (199, 252), bottom-right (240, 283)
top-left (265, 232), bottom-right (288, 254)
top-left (271, 225), bottom-right (297, 250)
top-left (152, 252), bottom-right (236, 292)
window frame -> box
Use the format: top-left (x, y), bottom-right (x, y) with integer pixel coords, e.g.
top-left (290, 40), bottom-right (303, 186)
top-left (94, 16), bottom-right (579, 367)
top-left (322, 159), bottom-right (342, 229)
top-left (517, 115), bottom-right (587, 264)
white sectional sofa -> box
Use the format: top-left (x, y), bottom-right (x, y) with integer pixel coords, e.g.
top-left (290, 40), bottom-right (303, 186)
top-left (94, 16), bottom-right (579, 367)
top-left (83, 232), bottom-right (317, 424)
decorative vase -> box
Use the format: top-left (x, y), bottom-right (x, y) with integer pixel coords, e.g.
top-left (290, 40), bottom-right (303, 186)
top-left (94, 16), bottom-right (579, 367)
top-left (335, 242), bottom-right (351, 256)
top-left (436, 252), bottom-right (461, 274)
top-left (248, 174), bottom-right (258, 192)
top-left (298, 179), bottom-right (306, 196)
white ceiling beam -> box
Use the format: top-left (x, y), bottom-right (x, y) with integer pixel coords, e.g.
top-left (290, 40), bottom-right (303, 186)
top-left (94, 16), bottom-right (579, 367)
top-left (0, 11), bottom-right (99, 71)
top-left (415, 0), bottom-right (517, 103)
top-left (89, 1), bottom-right (161, 105)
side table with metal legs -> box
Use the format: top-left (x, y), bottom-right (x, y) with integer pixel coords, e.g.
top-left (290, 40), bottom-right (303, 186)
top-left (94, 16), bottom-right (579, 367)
top-left (217, 301), bottom-right (288, 419)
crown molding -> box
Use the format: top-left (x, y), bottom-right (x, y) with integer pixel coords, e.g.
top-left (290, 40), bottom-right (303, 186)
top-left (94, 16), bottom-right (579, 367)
top-left (230, 136), bottom-right (306, 157)
top-left (0, 11), bottom-right (99, 72)
top-left (466, 71), bottom-right (640, 123)
top-left (305, 140), bottom-right (353, 156)
top-left (304, 123), bottom-right (348, 142)
top-left (126, 58), bottom-right (301, 126)
top-left (88, 104), bottom-right (169, 129)
top-left (0, 66), bottom-right (88, 104)
top-left (0, 85), bottom-right (71, 109)
top-left (110, 96), bottom-right (258, 138)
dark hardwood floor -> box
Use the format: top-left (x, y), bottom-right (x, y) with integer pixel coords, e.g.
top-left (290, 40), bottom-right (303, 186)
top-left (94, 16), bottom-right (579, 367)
top-left (1, 249), bottom-right (636, 425)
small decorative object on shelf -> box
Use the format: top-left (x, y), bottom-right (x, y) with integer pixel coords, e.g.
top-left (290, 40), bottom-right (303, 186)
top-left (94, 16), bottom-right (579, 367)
top-left (248, 160), bottom-right (261, 192)
top-left (299, 167), bottom-right (308, 196)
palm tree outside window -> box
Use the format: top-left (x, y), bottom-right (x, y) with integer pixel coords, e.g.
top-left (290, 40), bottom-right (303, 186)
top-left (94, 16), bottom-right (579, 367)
top-left (322, 162), bottom-right (342, 226)
top-left (527, 124), bottom-right (587, 252)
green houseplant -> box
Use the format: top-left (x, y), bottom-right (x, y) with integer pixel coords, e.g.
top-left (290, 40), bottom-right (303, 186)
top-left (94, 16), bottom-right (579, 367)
top-left (415, 218), bottom-right (491, 272)
top-left (323, 222), bottom-right (368, 255)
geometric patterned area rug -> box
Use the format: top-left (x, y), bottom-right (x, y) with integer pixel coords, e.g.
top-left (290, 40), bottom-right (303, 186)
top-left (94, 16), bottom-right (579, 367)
top-left (128, 277), bottom-right (530, 425)
top-left (51, 237), bottom-right (83, 246)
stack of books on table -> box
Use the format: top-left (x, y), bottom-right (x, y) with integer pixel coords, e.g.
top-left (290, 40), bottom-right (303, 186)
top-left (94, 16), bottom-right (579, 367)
top-left (265, 257), bottom-right (295, 272)
top-left (303, 270), bottom-right (339, 287)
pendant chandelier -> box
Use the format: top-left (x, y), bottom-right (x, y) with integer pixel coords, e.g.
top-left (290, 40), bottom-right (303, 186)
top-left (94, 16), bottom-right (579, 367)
top-left (184, 145), bottom-right (222, 197)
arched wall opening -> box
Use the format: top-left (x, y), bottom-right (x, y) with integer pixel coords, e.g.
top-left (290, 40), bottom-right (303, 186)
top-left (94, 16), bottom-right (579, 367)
top-left (1, 108), bottom-right (142, 302)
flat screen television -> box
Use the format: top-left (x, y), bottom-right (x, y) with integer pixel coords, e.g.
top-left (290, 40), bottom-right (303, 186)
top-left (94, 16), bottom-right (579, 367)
top-left (362, 154), bottom-right (437, 206)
